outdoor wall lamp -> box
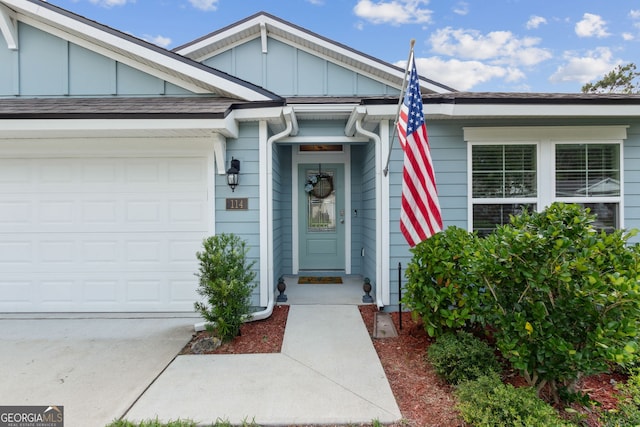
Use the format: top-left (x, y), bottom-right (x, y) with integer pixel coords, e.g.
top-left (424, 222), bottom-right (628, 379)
top-left (226, 157), bottom-right (240, 192)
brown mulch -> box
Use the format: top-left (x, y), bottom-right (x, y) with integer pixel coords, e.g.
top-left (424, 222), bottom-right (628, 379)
top-left (181, 304), bottom-right (626, 427)
top-left (180, 305), bottom-right (289, 355)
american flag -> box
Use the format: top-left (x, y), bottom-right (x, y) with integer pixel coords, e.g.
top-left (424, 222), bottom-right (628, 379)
top-left (397, 56), bottom-right (443, 247)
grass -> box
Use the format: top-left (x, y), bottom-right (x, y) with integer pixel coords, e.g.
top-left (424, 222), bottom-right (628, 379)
top-left (105, 418), bottom-right (258, 427)
top-left (105, 419), bottom-right (392, 427)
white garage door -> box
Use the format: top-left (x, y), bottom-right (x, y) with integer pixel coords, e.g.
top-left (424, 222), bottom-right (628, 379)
top-left (0, 155), bottom-right (210, 312)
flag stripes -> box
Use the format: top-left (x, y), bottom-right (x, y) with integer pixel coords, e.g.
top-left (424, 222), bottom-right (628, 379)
top-left (397, 56), bottom-right (442, 247)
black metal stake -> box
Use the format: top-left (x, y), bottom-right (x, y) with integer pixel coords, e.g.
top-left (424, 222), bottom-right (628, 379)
top-left (398, 262), bottom-right (402, 330)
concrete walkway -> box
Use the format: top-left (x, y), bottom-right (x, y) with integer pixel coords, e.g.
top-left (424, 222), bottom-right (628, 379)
top-left (0, 315), bottom-right (193, 427)
top-left (125, 305), bottom-right (402, 426)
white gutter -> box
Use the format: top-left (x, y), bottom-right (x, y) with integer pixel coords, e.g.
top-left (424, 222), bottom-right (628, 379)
top-left (354, 118), bottom-right (385, 310)
top-left (194, 107), bottom-right (297, 331)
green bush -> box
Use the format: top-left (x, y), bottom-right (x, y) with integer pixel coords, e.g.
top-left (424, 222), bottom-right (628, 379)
top-left (402, 226), bottom-right (488, 337)
top-left (455, 374), bottom-right (574, 427)
top-left (601, 369), bottom-right (640, 426)
top-left (477, 203), bottom-right (640, 402)
top-left (427, 331), bottom-right (500, 384)
top-left (194, 233), bottom-right (256, 342)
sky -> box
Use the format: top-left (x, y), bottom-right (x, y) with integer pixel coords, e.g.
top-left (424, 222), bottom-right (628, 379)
top-left (46, 0), bottom-right (640, 93)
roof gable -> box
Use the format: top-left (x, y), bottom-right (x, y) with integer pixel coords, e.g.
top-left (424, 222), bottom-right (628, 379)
top-left (0, 0), bottom-right (281, 101)
top-left (174, 12), bottom-right (454, 95)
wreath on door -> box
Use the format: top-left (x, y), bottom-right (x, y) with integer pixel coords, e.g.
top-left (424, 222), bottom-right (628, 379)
top-left (304, 172), bottom-right (333, 199)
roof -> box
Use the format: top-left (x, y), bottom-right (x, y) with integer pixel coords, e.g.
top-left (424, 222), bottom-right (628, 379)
top-left (0, 0), bottom-right (283, 102)
top-left (174, 12), bottom-right (455, 95)
top-left (359, 91), bottom-right (640, 105)
top-left (0, 97), bottom-right (285, 119)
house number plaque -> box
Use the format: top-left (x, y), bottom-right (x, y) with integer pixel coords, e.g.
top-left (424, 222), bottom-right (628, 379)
top-left (226, 198), bottom-right (248, 210)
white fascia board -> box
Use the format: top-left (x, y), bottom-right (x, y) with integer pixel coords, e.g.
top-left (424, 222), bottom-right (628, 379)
top-left (5, 0), bottom-right (273, 101)
top-left (175, 17), bottom-right (262, 57)
top-left (463, 125), bottom-right (629, 142)
top-left (0, 118), bottom-right (234, 134)
top-left (0, 3), bottom-right (18, 50)
top-left (426, 103), bottom-right (640, 118)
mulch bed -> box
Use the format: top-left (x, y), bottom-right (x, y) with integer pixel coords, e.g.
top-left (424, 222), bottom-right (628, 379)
top-left (180, 304), bottom-right (627, 427)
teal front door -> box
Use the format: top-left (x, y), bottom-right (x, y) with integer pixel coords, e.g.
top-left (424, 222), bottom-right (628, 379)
top-left (298, 163), bottom-right (345, 270)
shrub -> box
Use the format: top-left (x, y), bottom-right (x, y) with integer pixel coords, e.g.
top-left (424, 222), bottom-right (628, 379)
top-left (402, 226), bottom-right (488, 337)
top-left (477, 203), bottom-right (640, 402)
top-left (194, 233), bottom-right (256, 342)
top-left (601, 369), bottom-right (640, 426)
top-left (455, 374), bottom-right (574, 427)
top-left (427, 331), bottom-right (500, 384)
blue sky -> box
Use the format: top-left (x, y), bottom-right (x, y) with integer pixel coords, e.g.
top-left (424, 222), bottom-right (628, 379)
top-left (48, 0), bottom-right (640, 93)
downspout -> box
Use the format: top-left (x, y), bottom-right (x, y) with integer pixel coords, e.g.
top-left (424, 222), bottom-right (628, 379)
top-left (354, 118), bottom-right (385, 310)
top-left (249, 107), bottom-right (297, 321)
top-left (194, 108), bottom-right (296, 332)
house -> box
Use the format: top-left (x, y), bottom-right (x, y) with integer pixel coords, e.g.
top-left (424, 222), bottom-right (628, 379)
top-left (1, 0), bottom-right (639, 314)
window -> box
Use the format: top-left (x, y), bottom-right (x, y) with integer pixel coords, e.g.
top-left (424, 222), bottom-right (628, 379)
top-left (465, 126), bottom-right (626, 235)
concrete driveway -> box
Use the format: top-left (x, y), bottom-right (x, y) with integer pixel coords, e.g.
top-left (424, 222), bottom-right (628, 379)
top-left (0, 314), bottom-right (194, 427)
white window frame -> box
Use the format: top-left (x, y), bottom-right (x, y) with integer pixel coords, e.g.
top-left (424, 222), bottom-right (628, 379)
top-left (465, 126), bottom-right (628, 233)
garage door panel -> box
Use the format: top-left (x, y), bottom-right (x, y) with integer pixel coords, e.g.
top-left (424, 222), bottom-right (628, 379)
top-left (0, 155), bottom-right (209, 312)
top-left (0, 272), bottom-right (199, 312)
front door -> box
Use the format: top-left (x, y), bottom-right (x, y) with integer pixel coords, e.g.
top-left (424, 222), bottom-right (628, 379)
top-left (298, 163), bottom-right (345, 270)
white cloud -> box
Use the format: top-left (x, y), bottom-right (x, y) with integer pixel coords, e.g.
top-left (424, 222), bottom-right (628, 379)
top-left (429, 27), bottom-right (552, 67)
top-left (549, 47), bottom-right (618, 84)
top-left (89, 0), bottom-right (130, 7)
top-left (353, 0), bottom-right (433, 25)
top-left (406, 56), bottom-right (524, 91)
top-left (145, 35), bottom-right (172, 48)
top-left (575, 13), bottom-right (610, 38)
top-left (622, 32), bottom-right (635, 41)
top-left (189, 0), bottom-right (219, 12)
top-left (630, 10), bottom-right (640, 19)
top-left (306, 0), bottom-right (324, 4)
top-left (453, 2), bottom-right (469, 16)
top-left (526, 15), bottom-right (547, 30)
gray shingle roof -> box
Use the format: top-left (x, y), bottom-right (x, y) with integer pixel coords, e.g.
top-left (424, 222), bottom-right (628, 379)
top-left (0, 97), bottom-right (283, 119)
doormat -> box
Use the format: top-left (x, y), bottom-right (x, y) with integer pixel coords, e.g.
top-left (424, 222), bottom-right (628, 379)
top-left (298, 276), bottom-right (343, 284)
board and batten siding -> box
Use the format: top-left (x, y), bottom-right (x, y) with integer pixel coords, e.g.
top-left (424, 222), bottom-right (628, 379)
top-left (203, 37), bottom-right (400, 97)
top-left (0, 23), bottom-right (193, 97)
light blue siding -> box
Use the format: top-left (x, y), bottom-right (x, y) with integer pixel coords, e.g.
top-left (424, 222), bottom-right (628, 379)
top-left (624, 123), bottom-right (640, 242)
top-left (19, 24), bottom-right (68, 95)
top-left (273, 144), bottom-right (293, 279)
top-left (0, 42), bottom-right (17, 95)
top-left (350, 145), bottom-right (365, 272)
top-left (266, 40), bottom-right (295, 94)
top-left (215, 123), bottom-right (262, 305)
top-left (235, 39), bottom-right (264, 89)
top-left (203, 37), bottom-right (400, 97)
top-left (297, 50), bottom-right (325, 95)
top-left (69, 44), bottom-right (116, 95)
top-left (1, 22), bottom-right (198, 98)
top-left (360, 139), bottom-right (378, 291)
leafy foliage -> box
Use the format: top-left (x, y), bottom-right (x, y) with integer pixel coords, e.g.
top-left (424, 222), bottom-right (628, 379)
top-left (427, 331), bottom-right (500, 384)
top-left (194, 233), bottom-right (256, 342)
top-left (582, 63), bottom-right (640, 94)
top-left (601, 369), bottom-right (640, 426)
top-left (455, 374), bottom-right (574, 427)
top-left (477, 204), bottom-right (640, 401)
top-left (402, 226), bottom-right (487, 337)
top-left (402, 203), bottom-right (640, 403)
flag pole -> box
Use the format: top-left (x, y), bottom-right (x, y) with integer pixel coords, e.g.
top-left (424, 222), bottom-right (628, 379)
top-left (383, 39), bottom-right (415, 177)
